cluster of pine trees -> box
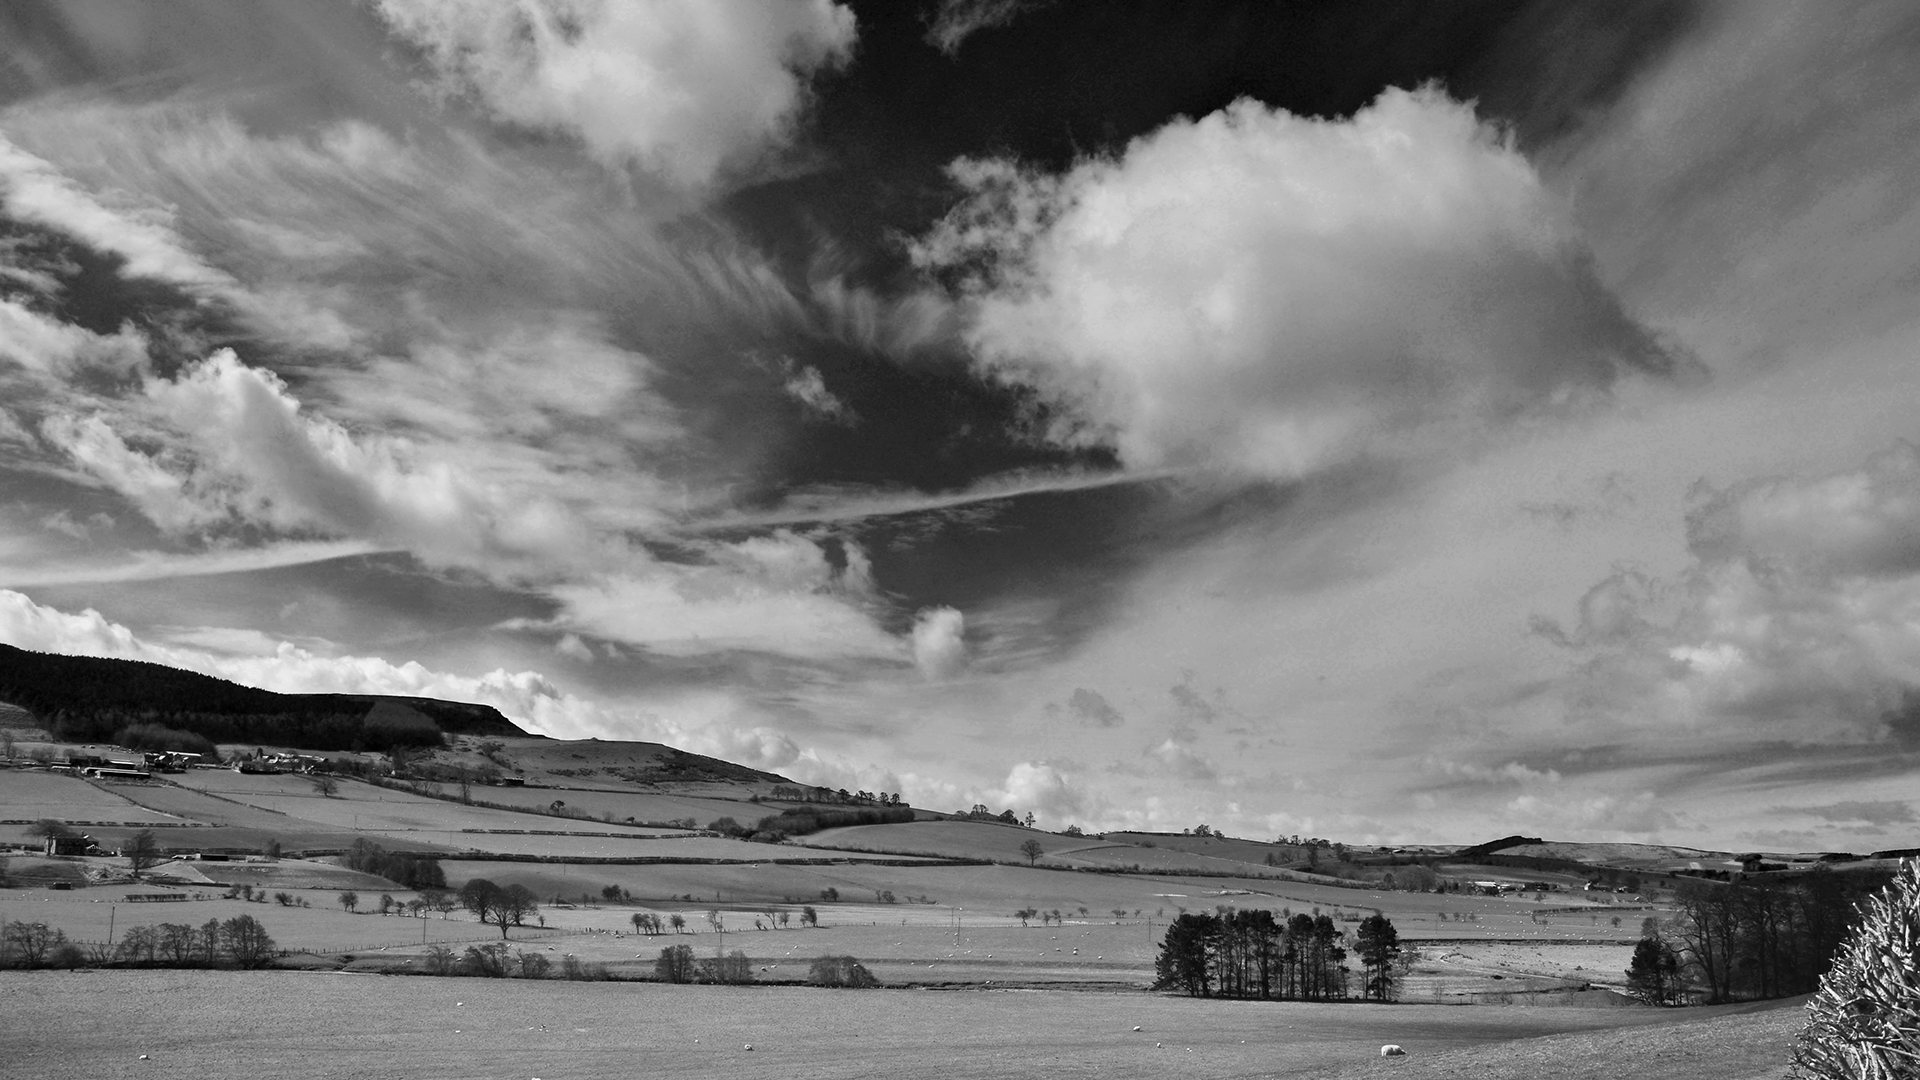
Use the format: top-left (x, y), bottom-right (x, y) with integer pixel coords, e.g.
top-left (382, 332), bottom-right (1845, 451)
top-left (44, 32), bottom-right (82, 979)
top-left (1152, 908), bottom-right (1401, 1001)
top-left (342, 838), bottom-right (447, 891)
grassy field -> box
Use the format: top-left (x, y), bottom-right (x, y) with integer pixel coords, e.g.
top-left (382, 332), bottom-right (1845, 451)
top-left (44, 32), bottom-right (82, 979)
top-left (0, 772), bottom-right (180, 825)
top-left (414, 779), bottom-right (782, 829)
top-left (0, 970), bottom-right (1802, 1080)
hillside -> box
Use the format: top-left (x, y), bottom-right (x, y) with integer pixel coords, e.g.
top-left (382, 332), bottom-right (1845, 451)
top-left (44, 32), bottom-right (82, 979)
top-left (0, 643), bottom-right (528, 751)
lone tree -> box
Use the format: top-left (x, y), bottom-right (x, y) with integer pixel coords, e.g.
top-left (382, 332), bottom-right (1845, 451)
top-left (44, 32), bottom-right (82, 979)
top-left (123, 829), bottom-right (161, 874)
top-left (338, 890), bottom-right (359, 913)
top-left (310, 775), bottom-right (338, 797)
top-left (1625, 934), bottom-right (1682, 1005)
top-left (1355, 913), bottom-right (1402, 1001)
top-left (1019, 839), bottom-right (1044, 865)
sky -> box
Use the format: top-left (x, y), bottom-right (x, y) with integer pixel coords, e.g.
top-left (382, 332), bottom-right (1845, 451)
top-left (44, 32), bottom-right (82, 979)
top-left (3, 1), bottom-right (1919, 853)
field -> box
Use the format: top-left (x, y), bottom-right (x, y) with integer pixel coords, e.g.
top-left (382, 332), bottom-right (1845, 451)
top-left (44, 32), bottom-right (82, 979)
top-left (0, 970), bottom-right (1804, 1080)
top-left (0, 739), bottom-right (1736, 1007)
top-left (0, 771), bottom-right (180, 825)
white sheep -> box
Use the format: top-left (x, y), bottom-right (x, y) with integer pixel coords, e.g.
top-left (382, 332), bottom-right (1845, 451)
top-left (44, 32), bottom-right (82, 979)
top-left (1380, 1044), bottom-right (1407, 1057)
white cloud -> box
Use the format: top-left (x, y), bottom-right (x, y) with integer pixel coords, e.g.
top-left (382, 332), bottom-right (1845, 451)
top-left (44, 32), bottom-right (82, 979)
top-left (924, 0), bottom-right (1041, 56)
top-left (1540, 442), bottom-right (1920, 745)
top-left (1146, 738), bottom-right (1217, 782)
top-left (554, 632), bottom-right (594, 663)
top-left (542, 531), bottom-right (903, 663)
top-left (373, 0), bottom-right (856, 187)
top-left (915, 86), bottom-right (1684, 481)
top-left (912, 605), bottom-right (966, 679)
top-left (0, 297), bottom-right (148, 376)
top-left (0, 133), bottom-right (229, 290)
top-left (781, 363), bottom-right (857, 425)
top-left (991, 760), bottom-right (1087, 824)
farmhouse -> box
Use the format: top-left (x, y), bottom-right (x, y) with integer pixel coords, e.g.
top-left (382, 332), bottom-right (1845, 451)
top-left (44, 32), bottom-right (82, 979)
top-left (44, 834), bottom-right (96, 856)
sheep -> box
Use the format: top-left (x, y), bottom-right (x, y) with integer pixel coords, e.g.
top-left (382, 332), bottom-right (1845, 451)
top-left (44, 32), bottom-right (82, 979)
top-left (1380, 1044), bottom-right (1407, 1057)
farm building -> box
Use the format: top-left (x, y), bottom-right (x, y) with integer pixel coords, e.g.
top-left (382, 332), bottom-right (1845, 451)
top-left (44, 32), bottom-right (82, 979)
top-left (44, 834), bottom-right (96, 856)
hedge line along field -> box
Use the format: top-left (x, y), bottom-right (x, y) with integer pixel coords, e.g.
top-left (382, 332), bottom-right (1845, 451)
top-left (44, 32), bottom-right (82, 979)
top-left (0, 970), bottom-right (1803, 1080)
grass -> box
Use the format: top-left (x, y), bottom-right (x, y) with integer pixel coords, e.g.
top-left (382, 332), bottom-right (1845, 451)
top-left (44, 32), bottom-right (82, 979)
top-left (0, 970), bottom-right (1802, 1080)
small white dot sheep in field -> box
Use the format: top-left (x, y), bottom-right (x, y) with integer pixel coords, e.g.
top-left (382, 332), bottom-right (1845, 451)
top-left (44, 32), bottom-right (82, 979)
top-left (1380, 1044), bottom-right (1407, 1057)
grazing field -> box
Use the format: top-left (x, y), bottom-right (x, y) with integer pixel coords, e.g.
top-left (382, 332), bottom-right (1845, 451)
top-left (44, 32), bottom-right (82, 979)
top-left (168, 773), bottom-right (675, 839)
top-left (415, 780), bottom-right (779, 829)
top-left (0, 772), bottom-right (179, 825)
top-left (0, 889), bottom-right (536, 952)
top-left (0, 970), bottom-right (1800, 1080)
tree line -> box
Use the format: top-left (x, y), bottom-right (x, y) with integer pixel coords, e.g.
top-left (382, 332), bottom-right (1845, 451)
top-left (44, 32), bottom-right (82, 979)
top-left (1628, 869), bottom-right (1894, 1005)
top-left (1153, 908), bottom-right (1401, 1002)
top-left (2, 915), bottom-right (276, 969)
top-left (707, 804), bottom-right (917, 841)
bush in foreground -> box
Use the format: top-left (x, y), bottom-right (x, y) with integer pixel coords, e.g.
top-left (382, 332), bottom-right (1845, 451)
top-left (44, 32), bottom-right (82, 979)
top-left (1790, 859), bottom-right (1919, 1079)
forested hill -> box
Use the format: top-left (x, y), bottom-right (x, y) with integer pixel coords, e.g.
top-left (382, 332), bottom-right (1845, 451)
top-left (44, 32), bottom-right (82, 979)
top-left (0, 643), bottom-right (529, 753)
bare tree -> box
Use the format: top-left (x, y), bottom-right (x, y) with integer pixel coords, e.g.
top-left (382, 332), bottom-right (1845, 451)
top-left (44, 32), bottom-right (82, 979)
top-left (1019, 839), bottom-right (1044, 865)
top-left (124, 830), bottom-right (160, 875)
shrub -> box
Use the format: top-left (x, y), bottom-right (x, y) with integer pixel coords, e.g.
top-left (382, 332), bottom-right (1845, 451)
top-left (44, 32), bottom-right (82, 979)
top-left (806, 954), bottom-right (879, 988)
top-left (515, 950), bottom-right (552, 979)
top-left (423, 945), bottom-right (456, 975)
top-left (559, 953), bottom-right (610, 981)
top-left (459, 942), bottom-right (509, 978)
top-left (699, 950), bottom-right (753, 985)
top-left (655, 944), bottom-right (696, 983)
top-left (1790, 860), bottom-right (1920, 1079)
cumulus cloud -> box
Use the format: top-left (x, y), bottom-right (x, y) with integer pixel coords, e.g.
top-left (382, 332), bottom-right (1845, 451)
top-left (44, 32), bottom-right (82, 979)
top-left (1687, 442), bottom-right (1920, 576)
top-left (781, 363), bottom-right (857, 425)
top-left (912, 605), bottom-right (967, 679)
top-left (992, 760), bottom-right (1088, 824)
top-left (1541, 442), bottom-right (1920, 745)
top-left (0, 298), bottom-right (148, 376)
top-left (373, 0), bottom-right (856, 187)
top-left (39, 348), bottom-right (599, 570)
top-left (914, 87), bottom-right (1687, 480)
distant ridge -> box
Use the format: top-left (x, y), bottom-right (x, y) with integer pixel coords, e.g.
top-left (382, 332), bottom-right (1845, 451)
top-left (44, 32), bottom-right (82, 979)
top-left (0, 642), bottom-right (529, 752)
top-left (1456, 834), bottom-right (1545, 858)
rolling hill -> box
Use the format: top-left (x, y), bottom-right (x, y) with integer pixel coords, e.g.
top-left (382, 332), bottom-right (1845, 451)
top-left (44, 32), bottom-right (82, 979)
top-left (0, 642), bottom-right (528, 751)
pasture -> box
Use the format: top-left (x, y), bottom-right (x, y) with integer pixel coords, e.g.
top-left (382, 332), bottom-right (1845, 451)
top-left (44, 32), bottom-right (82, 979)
top-left (0, 771), bottom-right (179, 825)
top-left (0, 970), bottom-right (1802, 1080)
